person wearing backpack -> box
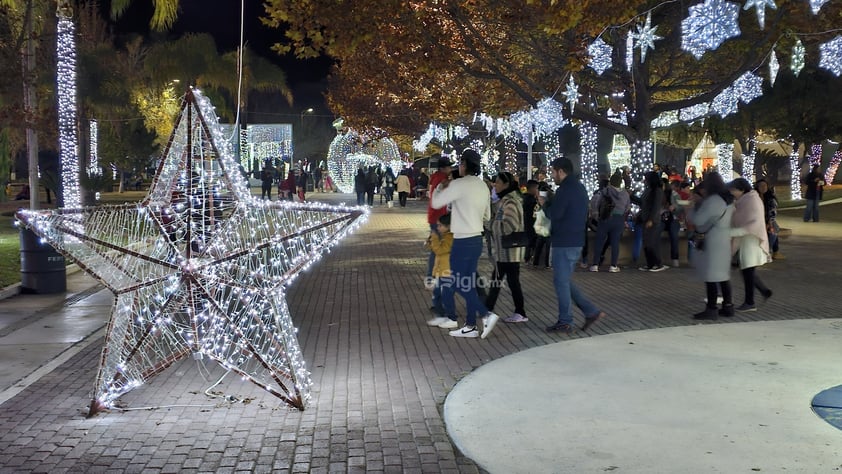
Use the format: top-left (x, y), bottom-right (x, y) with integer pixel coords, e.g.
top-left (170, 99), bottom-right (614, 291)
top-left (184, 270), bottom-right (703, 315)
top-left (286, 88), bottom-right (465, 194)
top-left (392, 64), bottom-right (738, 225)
top-left (588, 172), bottom-right (630, 272)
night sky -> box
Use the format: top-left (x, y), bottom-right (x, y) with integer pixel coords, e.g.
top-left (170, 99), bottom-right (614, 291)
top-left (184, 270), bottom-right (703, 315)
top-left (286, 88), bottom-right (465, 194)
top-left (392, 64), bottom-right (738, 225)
top-left (105, 0), bottom-right (333, 113)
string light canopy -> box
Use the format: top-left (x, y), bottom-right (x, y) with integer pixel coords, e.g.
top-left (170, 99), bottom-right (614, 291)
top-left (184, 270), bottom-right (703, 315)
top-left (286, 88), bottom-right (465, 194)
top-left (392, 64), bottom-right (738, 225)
top-left (327, 130), bottom-right (403, 193)
top-left (16, 89), bottom-right (367, 416)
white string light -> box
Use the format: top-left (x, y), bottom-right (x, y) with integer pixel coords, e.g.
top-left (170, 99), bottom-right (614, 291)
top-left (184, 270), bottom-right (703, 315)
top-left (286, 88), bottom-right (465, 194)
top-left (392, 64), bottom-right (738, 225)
top-left (631, 12), bottom-right (662, 63)
top-left (717, 143), bottom-right (734, 181)
top-left (825, 150), bottom-right (841, 184)
top-left (768, 50), bottom-right (780, 86)
top-left (16, 89), bottom-right (368, 416)
top-left (588, 37), bottom-right (613, 75)
top-left (562, 76), bottom-right (581, 112)
top-left (792, 39), bottom-right (806, 76)
top-left (742, 135), bottom-right (756, 180)
top-left (790, 149), bottom-right (802, 199)
top-left (56, 11), bottom-right (81, 209)
top-left (630, 140), bottom-right (653, 192)
top-left (809, 0), bottom-right (831, 14)
top-left (743, 0), bottom-right (776, 29)
top-left (88, 119), bottom-right (99, 176)
top-left (327, 130), bottom-right (402, 193)
top-left (579, 122), bottom-right (599, 196)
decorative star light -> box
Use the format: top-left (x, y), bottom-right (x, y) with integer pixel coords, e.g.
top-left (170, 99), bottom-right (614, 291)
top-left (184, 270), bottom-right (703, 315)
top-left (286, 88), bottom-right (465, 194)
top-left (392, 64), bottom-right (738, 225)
top-left (651, 110), bottom-right (679, 128)
top-left (768, 51), bottom-right (780, 86)
top-left (631, 12), bottom-right (662, 63)
top-left (743, 0), bottom-right (776, 29)
top-left (809, 0), bottom-right (830, 14)
top-left (818, 35), bottom-right (842, 76)
top-left (792, 39), bottom-right (806, 76)
top-left (563, 76), bottom-right (581, 112)
top-left (16, 90), bottom-right (367, 416)
top-left (588, 37), bottom-right (613, 75)
top-left (681, 0), bottom-right (742, 59)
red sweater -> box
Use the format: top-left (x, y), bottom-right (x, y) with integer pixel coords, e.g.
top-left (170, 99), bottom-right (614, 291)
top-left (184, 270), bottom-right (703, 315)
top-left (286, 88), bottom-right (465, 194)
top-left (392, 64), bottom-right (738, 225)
top-left (427, 171), bottom-right (450, 224)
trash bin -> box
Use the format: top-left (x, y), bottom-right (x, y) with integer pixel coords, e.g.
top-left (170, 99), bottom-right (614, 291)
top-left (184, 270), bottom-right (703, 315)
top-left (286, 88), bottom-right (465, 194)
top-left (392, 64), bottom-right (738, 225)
top-left (20, 228), bottom-right (67, 294)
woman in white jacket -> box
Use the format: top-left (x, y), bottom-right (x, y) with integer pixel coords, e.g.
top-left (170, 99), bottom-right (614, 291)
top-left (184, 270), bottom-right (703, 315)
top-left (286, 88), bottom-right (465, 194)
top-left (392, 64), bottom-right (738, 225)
top-left (728, 178), bottom-right (773, 312)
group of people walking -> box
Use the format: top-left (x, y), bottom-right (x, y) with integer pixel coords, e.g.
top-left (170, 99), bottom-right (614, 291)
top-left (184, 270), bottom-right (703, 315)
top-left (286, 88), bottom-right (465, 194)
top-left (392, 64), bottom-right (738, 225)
top-left (414, 149), bottom-right (803, 339)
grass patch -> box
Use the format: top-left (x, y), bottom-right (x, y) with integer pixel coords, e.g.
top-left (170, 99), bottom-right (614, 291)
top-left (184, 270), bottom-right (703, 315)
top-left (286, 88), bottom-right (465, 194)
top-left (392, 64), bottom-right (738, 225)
top-left (0, 215), bottom-right (22, 288)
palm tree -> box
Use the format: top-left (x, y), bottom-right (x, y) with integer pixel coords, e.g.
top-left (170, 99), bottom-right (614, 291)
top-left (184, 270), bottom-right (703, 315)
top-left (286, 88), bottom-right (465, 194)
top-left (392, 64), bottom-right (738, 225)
top-left (110, 0), bottom-right (181, 31)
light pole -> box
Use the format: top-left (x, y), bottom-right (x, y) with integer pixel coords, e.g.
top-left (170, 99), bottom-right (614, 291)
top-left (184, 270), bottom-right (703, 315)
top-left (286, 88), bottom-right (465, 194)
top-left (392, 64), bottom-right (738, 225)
top-left (299, 108), bottom-right (314, 128)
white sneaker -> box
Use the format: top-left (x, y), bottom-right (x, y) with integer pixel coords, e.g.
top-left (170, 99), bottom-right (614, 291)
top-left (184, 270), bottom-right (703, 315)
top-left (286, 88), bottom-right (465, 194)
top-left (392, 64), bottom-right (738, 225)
top-left (480, 313), bottom-right (499, 339)
top-left (504, 313), bottom-right (529, 323)
top-left (427, 316), bottom-right (450, 327)
top-left (450, 325), bottom-right (478, 338)
top-left (608, 266), bottom-right (620, 273)
top-left (438, 319), bottom-right (458, 329)
top-left (588, 265), bottom-right (598, 272)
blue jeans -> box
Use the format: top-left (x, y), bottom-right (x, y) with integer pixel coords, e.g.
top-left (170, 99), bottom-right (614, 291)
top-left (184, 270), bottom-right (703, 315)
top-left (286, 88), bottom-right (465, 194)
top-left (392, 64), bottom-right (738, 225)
top-left (432, 277), bottom-right (455, 319)
top-left (592, 215), bottom-right (624, 266)
top-left (629, 218), bottom-right (643, 263)
top-left (666, 218), bottom-right (680, 260)
top-left (803, 199), bottom-right (819, 222)
top-left (450, 236), bottom-right (489, 326)
top-left (551, 246), bottom-right (599, 326)
top-left (427, 224), bottom-right (438, 278)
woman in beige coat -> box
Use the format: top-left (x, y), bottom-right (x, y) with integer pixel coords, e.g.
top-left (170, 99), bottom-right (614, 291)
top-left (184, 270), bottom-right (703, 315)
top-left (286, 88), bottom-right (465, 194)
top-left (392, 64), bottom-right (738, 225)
top-left (728, 178), bottom-right (773, 312)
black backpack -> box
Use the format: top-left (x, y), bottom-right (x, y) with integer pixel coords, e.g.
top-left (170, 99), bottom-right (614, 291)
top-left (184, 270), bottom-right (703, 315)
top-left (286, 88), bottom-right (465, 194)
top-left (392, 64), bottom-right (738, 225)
top-left (598, 190), bottom-right (615, 220)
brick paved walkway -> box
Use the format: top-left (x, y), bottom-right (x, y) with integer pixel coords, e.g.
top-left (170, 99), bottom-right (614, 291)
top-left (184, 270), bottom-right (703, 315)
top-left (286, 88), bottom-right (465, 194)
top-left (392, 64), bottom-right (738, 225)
top-left (0, 193), bottom-right (839, 473)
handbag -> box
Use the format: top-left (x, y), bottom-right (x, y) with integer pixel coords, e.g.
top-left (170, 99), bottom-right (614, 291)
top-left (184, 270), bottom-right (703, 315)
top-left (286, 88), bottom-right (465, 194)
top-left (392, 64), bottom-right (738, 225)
top-left (691, 207), bottom-right (728, 252)
top-left (501, 231), bottom-right (529, 248)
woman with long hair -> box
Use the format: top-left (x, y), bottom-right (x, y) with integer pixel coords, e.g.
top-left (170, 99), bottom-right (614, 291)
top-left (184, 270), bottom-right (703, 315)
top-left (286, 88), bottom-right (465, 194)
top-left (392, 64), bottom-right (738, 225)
top-left (728, 178), bottom-right (773, 311)
top-left (484, 172), bottom-right (528, 323)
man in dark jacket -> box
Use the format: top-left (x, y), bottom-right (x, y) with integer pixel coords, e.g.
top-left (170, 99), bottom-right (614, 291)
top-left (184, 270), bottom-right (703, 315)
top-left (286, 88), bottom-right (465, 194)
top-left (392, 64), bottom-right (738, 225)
top-left (802, 165), bottom-right (824, 222)
top-left (260, 164), bottom-right (274, 200)
top-left (545, 158), bottom-right (606, 334)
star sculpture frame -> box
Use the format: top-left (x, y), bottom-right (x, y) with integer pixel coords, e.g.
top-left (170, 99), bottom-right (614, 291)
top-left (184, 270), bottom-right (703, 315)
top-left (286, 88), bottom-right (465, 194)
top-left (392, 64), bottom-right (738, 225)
top-left (16, 90), bottom-right (367, 417)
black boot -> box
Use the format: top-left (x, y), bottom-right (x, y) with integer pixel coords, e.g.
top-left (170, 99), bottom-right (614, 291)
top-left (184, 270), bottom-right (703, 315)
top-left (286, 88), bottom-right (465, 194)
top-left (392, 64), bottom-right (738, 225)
top-left (693, 308), bottom-right (718, 320)
top-left (718, 304), bottom-right (735, 317)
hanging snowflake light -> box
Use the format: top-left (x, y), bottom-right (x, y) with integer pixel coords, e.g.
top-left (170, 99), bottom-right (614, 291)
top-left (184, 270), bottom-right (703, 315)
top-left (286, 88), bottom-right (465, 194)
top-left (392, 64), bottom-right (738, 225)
top-left (743, 0), bottom-right (776, 29)
top-left (792, 39), bottom-right (805, 76)
top-left (651, 111), bottom-right (679, 128)
top-left (453, 125), bottom-right (469, 140)
top-left (768, 51), bottom-right (780, 86)
top-left (681, 0), bottom-right (742, 59)
top-left (818, 35), bottom-right (842, 76)
top-left (679, 102), bottom-right (710, 122)
top-left (509, 110), bottom-right (533, 143)
top-left (711, 87), bottom-right (739, 117)
top-left (733, 71), bottom-right (764, 103)
top-left (588, 37), bottom-right (613, 75)
top-left (532, 97), bottom-right (567, 137)
top-left (809, 0), bottom-right (830, 14)
top-left (562, 76), bottom-right (581, 112)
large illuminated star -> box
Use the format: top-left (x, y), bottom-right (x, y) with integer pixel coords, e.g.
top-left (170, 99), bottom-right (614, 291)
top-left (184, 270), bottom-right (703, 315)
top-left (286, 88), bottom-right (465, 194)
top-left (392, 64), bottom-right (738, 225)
top-left (631, 12), bottom-right (662, 63)
top-left (16, 90), bottom-right (367, 416)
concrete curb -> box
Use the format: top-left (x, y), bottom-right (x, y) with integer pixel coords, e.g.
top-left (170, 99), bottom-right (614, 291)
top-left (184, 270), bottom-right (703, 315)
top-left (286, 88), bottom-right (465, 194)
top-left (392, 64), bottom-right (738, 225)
top-left (0, 264), bottom-right (82, 301)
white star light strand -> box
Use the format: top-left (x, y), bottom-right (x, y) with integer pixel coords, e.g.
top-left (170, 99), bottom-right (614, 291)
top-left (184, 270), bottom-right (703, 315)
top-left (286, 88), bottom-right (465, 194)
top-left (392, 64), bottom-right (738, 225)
top-left (818, 35), bottom-right (842, 76)
top-left (588, 37), bottom-right (613, 75)
top-left (632, 12), bottom-right (662, 63)
top-left (563, 76), bottom-right (581, 112)
top-left (792, 39), bottom-right (806, 76)
top-left (681, 0), bottom-right (742, 59)
top-left (810, 0), bottom-right (830, 14)
top-left (17, 90), bottom-right (368, 416)
top-left (57, 14), bottom-right (81, 209)
top-left (743, 0), bottom-right (776, 29)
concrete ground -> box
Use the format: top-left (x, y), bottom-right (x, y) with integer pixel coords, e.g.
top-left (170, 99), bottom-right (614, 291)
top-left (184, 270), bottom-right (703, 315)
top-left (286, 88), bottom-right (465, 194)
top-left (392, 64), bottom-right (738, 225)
top-left (0, 190), bottom-right (840, 472)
